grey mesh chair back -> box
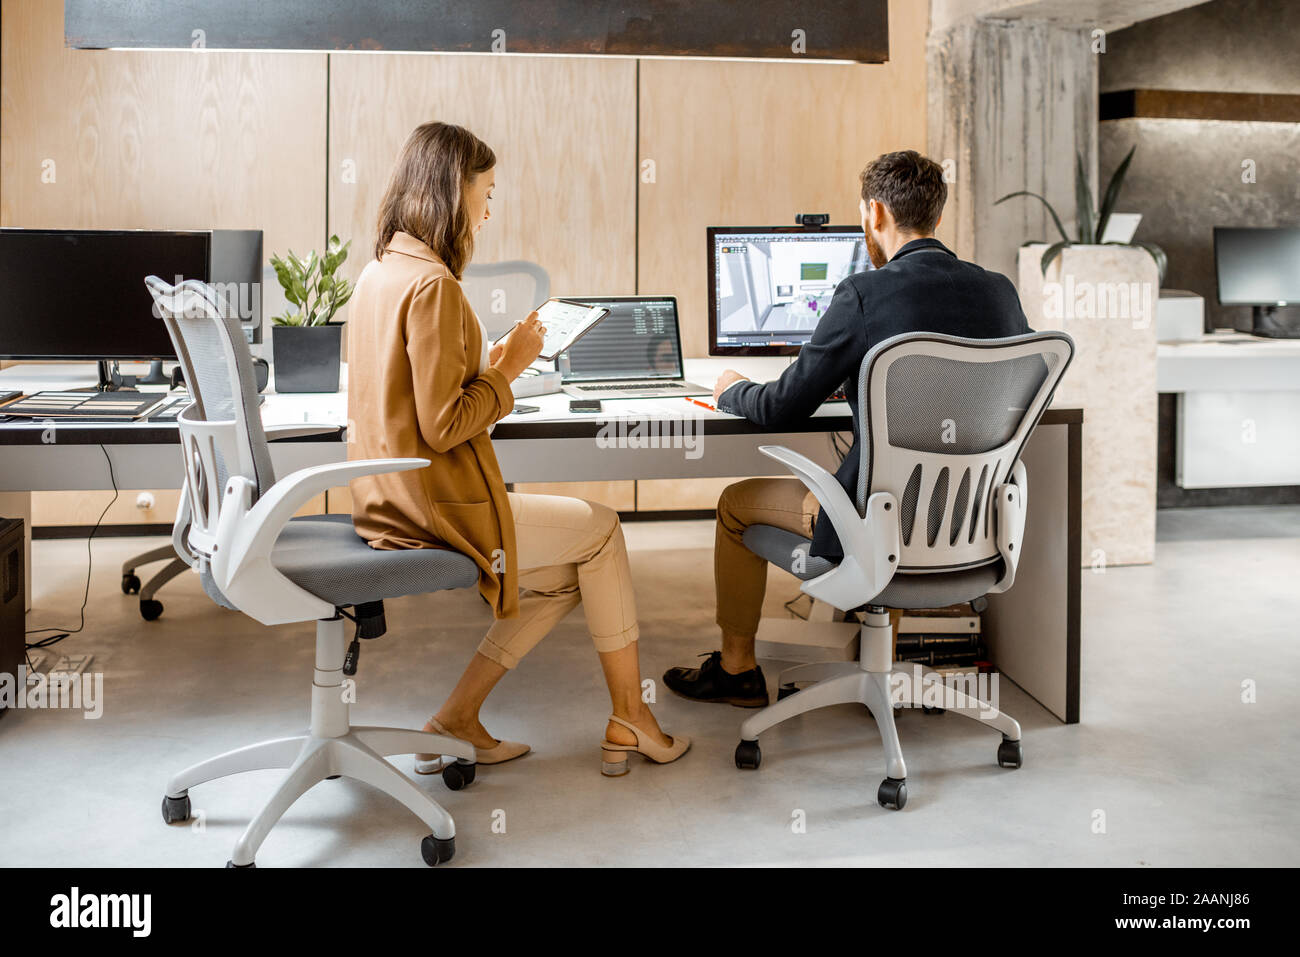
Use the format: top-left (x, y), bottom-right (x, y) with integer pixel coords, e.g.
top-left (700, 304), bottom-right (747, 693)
top-left (856, 332), bottom-right (1073, 574)
top-left (460, 260), bottom-right (550, 342)
top-left (146, 276), bottom-right (275, 565)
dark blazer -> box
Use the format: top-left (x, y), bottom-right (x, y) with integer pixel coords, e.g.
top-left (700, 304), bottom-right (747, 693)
top-left (716, 237), bottom-right (1030, 561)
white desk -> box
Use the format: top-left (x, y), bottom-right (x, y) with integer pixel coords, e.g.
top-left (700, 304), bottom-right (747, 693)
top-left (1157, 334), bottom-right (1300, 488)
top-left (0, 358), bottom-right (1084, 723)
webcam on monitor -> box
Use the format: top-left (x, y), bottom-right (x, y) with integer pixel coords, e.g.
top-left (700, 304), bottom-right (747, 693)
top-left (794, 213), bottom-right (830, 228)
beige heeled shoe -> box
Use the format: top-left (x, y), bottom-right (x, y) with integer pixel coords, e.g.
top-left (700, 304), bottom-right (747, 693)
top-left (600, 714), bottom-right (691, 777)
top-left (414, 717), bottom-right (531, 775)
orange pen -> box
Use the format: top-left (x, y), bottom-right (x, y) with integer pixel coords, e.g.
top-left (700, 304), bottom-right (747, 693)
top-left (684, 396), bottom-right (716, 411)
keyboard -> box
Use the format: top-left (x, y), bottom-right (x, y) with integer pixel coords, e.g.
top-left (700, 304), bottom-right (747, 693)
top-left (572, 381), bottom-right (688, 392)
top-left (0, 390), bottom-right (164, 420)
top-left (572, 382), bottom-right (846, 399)
top-left (146, 394), bottom-right (193, 422)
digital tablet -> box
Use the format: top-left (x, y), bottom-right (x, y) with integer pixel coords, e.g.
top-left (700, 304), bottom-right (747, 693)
top-left (494, 298), bottom-right (611, 360)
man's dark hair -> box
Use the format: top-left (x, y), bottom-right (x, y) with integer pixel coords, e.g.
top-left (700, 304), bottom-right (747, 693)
top-left (859, 150), bottom-right (947, 234)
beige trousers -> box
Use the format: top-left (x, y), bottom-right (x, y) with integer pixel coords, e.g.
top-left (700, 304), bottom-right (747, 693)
top-left (477, 492), bottom-right (639, 669)
top-left (714, 477), bottom-right (820, 640)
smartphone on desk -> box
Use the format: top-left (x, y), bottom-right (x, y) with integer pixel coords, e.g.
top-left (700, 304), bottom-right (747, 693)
top-left (569, 398), bottom-right (601, 413)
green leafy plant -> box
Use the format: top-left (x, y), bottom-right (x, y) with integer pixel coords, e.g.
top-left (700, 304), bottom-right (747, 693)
top-left (994, 146), bottom-right (1167, 280)
top-left (270, 234), bottom-right (354, 326)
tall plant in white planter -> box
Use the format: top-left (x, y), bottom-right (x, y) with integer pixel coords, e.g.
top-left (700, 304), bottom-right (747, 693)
top-left (998, 147), bottom-right (1163, 567)
top-left (996, 146), bottom-right (1166, 280)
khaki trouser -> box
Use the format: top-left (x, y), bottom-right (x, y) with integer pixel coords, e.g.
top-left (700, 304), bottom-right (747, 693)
top-left (477, 492), bottom-right (638, 669)
top-left (714, 477), bottom-right (820, 640)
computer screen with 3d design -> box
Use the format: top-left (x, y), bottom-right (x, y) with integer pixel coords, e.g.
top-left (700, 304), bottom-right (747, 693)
top-left (709, 227), bottom-right (871, 354)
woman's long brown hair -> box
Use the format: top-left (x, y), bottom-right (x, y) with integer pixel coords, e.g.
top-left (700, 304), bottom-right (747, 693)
top-left (374, 122), bottom-right (496, 279)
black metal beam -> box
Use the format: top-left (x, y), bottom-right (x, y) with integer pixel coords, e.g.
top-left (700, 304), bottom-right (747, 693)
top-left (66, 0), bottom-right (889, 63)
top-left (1101, 88), bottom-right (1300, 123)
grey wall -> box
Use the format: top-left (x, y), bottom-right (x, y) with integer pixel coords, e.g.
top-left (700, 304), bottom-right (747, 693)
top-left (1099, 0), bottom-right (1300, 332)
top-left (1100, 0), bottom-right (1300, 94)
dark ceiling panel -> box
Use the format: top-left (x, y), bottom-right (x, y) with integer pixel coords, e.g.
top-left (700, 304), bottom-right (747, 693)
top-left (66, 0), bottom-right (889, 62)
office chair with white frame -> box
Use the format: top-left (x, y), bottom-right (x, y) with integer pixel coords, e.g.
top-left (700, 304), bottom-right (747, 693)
top-left (146, 276), bottom-right (484, 867)
top-left (735, 331), bottom-right (1074, 809)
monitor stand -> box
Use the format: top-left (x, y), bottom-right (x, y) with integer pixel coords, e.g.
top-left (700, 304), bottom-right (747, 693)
top-left (135, 359), bottom-right (171, 385)
top-left (1251, 305), bottom-right (1300, 339)
top-left (67, 359), bottom-right (169, 392)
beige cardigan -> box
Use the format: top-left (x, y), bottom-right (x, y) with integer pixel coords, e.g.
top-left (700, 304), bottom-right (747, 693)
top-left (347, 231), bottom-right (519, 618)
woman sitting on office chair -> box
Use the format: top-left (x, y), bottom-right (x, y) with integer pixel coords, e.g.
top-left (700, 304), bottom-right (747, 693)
top-left (347, 121), bottom-right (688, 777)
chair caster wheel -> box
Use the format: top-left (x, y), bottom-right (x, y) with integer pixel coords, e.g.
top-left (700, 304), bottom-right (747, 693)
top-left (776, 683), bottom-right (798, 701)
top-left (877, 777), bottom-right (907, 810)
top-left (122, 573), bottom-right (141, 595)
top-left (225, 860), bottom-right (256, 868)
top-left (443, 760), bottom-right (476, 791)
top-left (922, 705), bottom-right (945, 715)
top-left (140, 599), bottom-right (163, 621)
top-left (734, 740), bottom-right (761, 770)
top-left (420, 834), bottom-right (455, 866)
top-left (161, 793), bottom-right (191, 824)
top-left (998, 736), bottom-right (1023, 769)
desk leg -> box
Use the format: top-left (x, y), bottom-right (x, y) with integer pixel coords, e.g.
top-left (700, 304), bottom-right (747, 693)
top-left (0, 492), bottom-right (32, 614)
top-left (983, 422), bottom-right (1082, 724)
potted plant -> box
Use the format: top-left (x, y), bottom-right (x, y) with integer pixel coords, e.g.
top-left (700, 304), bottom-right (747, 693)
top-left (269, 234), bottom-right (353, 392)
top-left (995, 146), bottom-right (1166, 279)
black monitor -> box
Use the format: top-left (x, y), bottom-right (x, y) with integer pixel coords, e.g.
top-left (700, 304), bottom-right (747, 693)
top-left (1213, 226), bottom-right (1300, 338)
top-left (708, 225), bottom-right (872, 356)
top-left (0, 227), bottom-right (264, 362)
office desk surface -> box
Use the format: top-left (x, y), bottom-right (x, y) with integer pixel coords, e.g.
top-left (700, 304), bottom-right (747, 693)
top-left (0, 361), bottom-right (347, 445)
top-left (1157, 333), bottom-right (1300, 393)
top-left (1, 358), bottom-right (1081, 438)
top-left (0, 360), bottom-right (1083, 724)
top-left (1, 359), bottom-right (1078, 485)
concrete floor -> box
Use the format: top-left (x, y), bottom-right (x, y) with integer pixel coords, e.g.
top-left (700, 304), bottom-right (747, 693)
top-left (2, 506), bottom-right (1297, 867)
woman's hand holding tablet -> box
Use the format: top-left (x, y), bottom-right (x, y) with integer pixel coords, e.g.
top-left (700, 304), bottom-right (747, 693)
top-left (491, 311), bottom-right (546, 381)
top-left (494, 298), bottom-right (611, 361)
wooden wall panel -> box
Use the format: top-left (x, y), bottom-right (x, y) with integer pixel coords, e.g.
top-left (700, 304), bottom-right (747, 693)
top-left (328, 52), bottom-right (638, 507)
top-left (0, 0), bottom-right (328, 522)
top-left (637, 0), bottom-right (930, 358)
top-left (327, 52), bottom-right (637, 298)
top-left (0, 0), bottom-right (327, 279)
top-left (636, 476), bottom-right (758, 512)
top-left (31, 489), bottom-right (325, 526)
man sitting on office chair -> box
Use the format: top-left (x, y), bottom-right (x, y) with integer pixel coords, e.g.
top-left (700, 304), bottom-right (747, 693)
top-left (663, 149), bottom-right (1031, 707)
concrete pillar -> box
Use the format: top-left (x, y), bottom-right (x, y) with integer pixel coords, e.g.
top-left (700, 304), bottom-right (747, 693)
top-left (929, 15), bottom-right (1097, 280)
top-left (926, 0), bottom-right (1211, 277)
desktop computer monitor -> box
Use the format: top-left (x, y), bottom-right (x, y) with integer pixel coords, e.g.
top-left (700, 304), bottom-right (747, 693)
top-left (1214, 226), bottom-right (1300, 338)
top-left (708, 225), bottom-right (872, 356)
top-left (0, 227), bottom-right (264, 362)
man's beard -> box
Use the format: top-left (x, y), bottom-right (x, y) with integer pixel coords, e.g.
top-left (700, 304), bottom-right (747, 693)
top-left (865, 227), bottom-right (888, 269)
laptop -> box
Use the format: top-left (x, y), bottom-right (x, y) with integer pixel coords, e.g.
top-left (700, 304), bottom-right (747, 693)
top-left (557, 296), bottom-right (712, 399)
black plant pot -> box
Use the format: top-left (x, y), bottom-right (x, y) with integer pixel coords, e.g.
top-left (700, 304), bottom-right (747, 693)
top-left (272, 323), bottom-right (342, 393)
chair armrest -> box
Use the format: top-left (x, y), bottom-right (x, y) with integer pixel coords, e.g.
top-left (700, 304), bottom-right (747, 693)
top-left (210, 457), bottom-right (428, 625)
top-left (264, 424), bottom-right (342, 441)
top-left (757, 445), bottom-right (900, 611)
top-left (170, 475), bottom-right (198, 569)
top-left (988, 459), bottom-right (1028, 594)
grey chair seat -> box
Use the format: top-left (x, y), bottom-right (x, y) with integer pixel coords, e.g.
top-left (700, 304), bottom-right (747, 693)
top-left (741, 524), bottom-right (1004, 610)
top-left (270, 514), bottom-right (479, 607)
